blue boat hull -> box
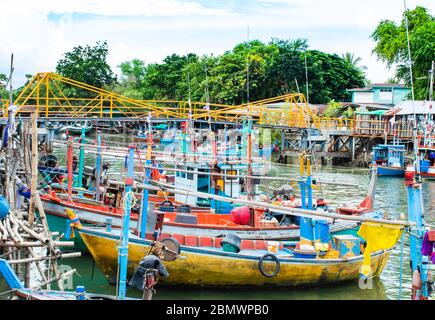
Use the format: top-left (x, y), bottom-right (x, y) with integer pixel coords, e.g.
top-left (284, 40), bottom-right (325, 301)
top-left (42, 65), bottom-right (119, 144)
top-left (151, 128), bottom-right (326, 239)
top-left (376, 166), bottom-right (405, 176)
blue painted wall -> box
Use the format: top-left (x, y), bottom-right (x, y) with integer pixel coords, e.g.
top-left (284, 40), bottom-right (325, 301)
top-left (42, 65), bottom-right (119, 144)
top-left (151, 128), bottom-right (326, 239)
top-left (351, 85), bottom-right (411, 105)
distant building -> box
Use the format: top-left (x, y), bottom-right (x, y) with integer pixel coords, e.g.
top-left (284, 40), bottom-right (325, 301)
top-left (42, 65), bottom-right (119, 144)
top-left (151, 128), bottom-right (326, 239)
top-left (353, 100), bottom-right (434, 140)
top-left (347, 83), bottom-right (411, 111)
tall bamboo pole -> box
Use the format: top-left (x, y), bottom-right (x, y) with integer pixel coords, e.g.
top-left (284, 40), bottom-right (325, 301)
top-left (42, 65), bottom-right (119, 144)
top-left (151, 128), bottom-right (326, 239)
top-left (28, 112), bottom-right (38, 224)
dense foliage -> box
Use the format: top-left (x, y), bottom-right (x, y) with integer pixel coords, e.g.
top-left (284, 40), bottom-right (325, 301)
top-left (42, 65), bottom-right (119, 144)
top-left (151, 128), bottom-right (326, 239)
top-left (115, 39), bottom-right (367, 105)
top-left (371, 6), bottom-right (435, 100)
top-left (0, 73), bottom-right (8, 100)
top-left (56, 41), bottom-right (117, 97)
top-left (323, 100), bottom-right (355, 118)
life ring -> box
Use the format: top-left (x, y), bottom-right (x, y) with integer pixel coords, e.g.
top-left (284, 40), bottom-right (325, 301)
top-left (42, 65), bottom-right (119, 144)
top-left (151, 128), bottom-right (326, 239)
top-left (39, 154), bottom-right (58, 168)
top-left (258, 254), bottom-right (280, 278)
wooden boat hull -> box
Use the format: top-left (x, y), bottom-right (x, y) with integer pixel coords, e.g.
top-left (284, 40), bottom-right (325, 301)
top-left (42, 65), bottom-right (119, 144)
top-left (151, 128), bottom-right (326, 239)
top-left (42, 197), bottom-right (298, 241)
top-left (46, 214), bottom-right (88, 252)
top-left (14, 289), bottom-right (121, 300)
top-left (61, 125), bottom-right (93, 134)
top-left (421, 172), bottom-right (435, 180)
top-left (41, 194), bottom-right (359, 248)
top-left (161, 221), bottom-right (355, 241)
top-left (49, 184), bottom-right (175, 204)
top-left (162, 223), bottom-right (299, 240)
top-left (79, 227), bottom-right (392, 287)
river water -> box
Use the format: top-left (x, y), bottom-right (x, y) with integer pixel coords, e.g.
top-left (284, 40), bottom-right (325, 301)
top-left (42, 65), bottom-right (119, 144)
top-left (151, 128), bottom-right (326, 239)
top-left (1, 132), bottom-right (434, 300)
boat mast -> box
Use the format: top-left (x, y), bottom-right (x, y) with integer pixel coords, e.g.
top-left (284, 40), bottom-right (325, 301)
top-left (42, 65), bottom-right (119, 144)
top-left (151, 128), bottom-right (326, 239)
top-left (77, 127), bottom-right (86, 195)
top-left (4, 54), bottom-right (15, 207)
top-left (94, 131), bottom-right (102, 201)
top-left (403, 0), bottom-right (419, 175)
top-left (117, 146), bottom-right (135, 300)
top-left (429, 60), bottom-right (434, 102)
top-left (246, 118), bottom-right (253, 199)
top-left (139, 115), bottom-right (152, 239)
top-left (405, 170), bottom-right (430, 299)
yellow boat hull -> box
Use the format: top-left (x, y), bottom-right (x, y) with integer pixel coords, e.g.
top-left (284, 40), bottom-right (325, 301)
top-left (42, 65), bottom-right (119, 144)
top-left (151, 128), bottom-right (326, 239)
top-left (80, 228), bottom-right (392, 287)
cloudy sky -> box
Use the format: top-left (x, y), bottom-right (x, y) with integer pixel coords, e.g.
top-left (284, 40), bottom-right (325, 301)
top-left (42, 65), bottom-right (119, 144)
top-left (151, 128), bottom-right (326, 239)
top-left (1, 0), bottom-right (434, 87)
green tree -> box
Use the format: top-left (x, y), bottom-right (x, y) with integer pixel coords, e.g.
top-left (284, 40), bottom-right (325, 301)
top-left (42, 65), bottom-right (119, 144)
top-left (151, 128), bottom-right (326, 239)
top-left (371, 6), bottom-right (435, 99)
top-left (304, 50), bottom-right (366, 103)
top-left (141, 53), bottom-right (198, 100)
top-left (0, 73), bottom-right (8, 100)
top-left (207, 40), bottom-right (277, 104)
top-left (323, 99), bottom-right (355, 118)
top-left (114, 38), bottom-right (366, 105)
top-left (265, 38), bottom-right (307, 97)
top-left (341, 52), bottom-right (366, 70)
top-left (115, 59), bottom-right (147, 99)
top-left (56, 41), bottom-right (117, 95)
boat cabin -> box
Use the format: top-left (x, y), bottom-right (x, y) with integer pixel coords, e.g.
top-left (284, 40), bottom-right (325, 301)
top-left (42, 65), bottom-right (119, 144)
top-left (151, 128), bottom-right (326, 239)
top-left (373, 144), bottom-right (406, 168)
top-left (418, 147), bottom-right (435, 178)
top-left (174, 163), bottom-right (260, 214)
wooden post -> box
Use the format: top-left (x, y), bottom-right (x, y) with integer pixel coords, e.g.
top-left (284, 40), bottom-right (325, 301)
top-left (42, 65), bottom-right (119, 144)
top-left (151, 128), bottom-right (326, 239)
top-left (28, 112), bottom-right (38, 225)
top-left (24, 249), bottom-right (31, 288)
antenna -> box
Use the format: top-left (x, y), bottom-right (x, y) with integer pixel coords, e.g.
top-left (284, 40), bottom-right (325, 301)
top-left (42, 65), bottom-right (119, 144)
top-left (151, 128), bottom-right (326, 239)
top-left (246, 26), bottom-right (250, 108)
top-left (204, 61), bottom-right (211, 129)
top-left (8, 54), bottom-right (14, 105)
top-left (304, 51), bottom-right (309, 103)
top-left (430, 60), bottom-right (434, 102)
top-left (295, 78), bottom-right (300, 94)
top-left (186, 51), bottom-right (192, 111)
top-left (403, 0), bottom-right (416, 115)
top-left (403, 0), bottom-right (419, 174)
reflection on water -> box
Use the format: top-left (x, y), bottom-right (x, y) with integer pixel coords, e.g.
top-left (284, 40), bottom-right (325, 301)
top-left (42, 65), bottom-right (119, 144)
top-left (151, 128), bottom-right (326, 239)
top-left (1, 133), bottom-right (433, 300)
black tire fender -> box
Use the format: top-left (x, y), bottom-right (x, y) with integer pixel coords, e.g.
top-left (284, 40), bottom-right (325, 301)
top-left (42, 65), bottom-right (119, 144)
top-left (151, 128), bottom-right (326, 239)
top-left (258, 254), bottom-right (280, 278)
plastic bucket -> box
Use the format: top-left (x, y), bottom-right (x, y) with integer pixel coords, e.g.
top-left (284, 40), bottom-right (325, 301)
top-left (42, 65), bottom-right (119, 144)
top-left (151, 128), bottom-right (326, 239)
top-left (267, 241), bottom-right (279, 254)
top-left (222, 243), bottom-right (239, 253)
top-left (221, 234), bottom-right (241, 253)
top-left (420, 160), bottom-right (431, 173)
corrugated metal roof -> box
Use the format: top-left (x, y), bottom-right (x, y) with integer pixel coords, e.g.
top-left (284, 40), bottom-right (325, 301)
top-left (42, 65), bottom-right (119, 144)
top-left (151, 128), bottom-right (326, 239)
top-left (394, 100), bottom-right (434, 115)
top-left (384, 107), bottom-right (402, 117)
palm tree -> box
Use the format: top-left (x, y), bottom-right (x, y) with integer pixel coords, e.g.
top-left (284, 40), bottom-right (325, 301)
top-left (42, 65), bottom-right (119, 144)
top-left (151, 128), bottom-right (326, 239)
top-left (341, 52), bottom-right (367, 71)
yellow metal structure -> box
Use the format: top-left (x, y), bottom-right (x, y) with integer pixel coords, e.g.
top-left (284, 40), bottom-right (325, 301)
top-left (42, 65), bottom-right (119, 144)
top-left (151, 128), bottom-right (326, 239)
top-left (5, 72), bottom-right (353, 130)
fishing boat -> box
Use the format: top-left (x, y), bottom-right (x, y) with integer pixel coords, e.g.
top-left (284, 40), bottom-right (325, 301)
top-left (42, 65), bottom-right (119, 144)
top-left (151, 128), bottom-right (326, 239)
top-left (79, 226), bottom-right (394, 287)
top-left (371, 144), bottom-right (406, 176)
top-left (58, 121), bottom-right (93, 134)
top-left (418, 146), bottom-right (435, 180)
top-left (0, 258), bottom-right (118, 300)
top-left (40, 145), bottom-right (379, 250)
top-left (40, 158), bottom-right (374, 247)
top-left (0, 148), bottom-right (170, 301)
top-left (78, 147), bottom-right (403, 288)
top-left (336, 167), bottom-right (377, 215)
